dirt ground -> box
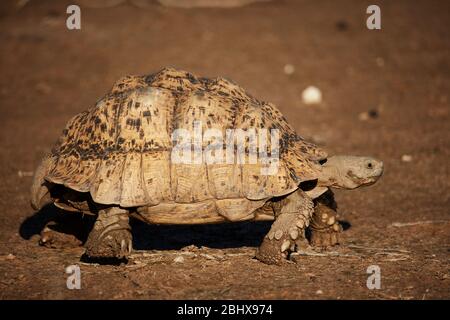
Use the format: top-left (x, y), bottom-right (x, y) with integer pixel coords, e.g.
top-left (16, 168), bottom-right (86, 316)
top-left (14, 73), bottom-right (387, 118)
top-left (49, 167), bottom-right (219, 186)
top-left (0, 0), bottom-right (449, 300)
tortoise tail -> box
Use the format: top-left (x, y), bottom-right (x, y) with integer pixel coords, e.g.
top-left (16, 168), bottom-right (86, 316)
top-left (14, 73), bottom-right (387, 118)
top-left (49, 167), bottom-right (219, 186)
top-left (30, 155), bottom-right (54, 210)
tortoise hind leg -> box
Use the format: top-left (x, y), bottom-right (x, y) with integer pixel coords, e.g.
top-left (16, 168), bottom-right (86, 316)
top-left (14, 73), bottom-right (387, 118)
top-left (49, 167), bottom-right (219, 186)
top-left (255, 190), bottom-right (314, 265)
top-left (84, 207), bottom-right (132, 259)
top-left (39, 209), bottom-right (92, 249)
top-left (40, 221), bottom-right (84, 249)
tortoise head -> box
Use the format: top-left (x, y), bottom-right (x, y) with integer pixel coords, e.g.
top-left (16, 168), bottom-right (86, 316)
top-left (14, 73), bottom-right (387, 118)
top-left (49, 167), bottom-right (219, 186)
top-left (318, 155), bottom-right (384, 189)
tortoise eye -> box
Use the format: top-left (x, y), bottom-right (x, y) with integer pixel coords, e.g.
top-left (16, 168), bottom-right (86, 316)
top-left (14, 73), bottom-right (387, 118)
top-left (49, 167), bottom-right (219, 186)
top-left (367, 162), bottom-right (373, 169)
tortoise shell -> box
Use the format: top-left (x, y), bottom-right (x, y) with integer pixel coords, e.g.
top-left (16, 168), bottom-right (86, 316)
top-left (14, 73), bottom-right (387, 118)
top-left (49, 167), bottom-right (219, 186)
top-left (36, 68), bottom-right (327, 222)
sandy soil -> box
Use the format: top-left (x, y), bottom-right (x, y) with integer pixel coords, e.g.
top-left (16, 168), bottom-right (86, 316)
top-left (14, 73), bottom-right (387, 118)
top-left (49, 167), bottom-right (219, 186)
top-left (0, 0), bottom-right (449, 299)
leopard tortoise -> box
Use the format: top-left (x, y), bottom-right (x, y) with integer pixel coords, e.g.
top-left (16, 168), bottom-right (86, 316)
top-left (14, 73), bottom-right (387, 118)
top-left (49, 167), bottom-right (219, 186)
top-left (30, 67), bottom-right (383, 265)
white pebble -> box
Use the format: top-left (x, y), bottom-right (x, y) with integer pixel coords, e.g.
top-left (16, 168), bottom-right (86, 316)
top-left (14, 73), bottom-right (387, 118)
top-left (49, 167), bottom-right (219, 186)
top-left (283, 64), bottom-right (295, 75)
top-left (401, 154), bottom-right (413, 162)
top-left (302, 86), bottom-right (322, 105)
top-left (18, 170), bottom-right (34, 178)
top-left (358, 112), bottom-right (370, 121)
top-left (316, 289), bottom-right (323, 295)
top-left (173, 256), bottom-right (184, 263)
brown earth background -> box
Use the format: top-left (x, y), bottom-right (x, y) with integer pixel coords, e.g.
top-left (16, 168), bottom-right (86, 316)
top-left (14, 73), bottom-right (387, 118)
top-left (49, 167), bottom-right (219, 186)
top-left (0, 0), bottom-right (449, 299)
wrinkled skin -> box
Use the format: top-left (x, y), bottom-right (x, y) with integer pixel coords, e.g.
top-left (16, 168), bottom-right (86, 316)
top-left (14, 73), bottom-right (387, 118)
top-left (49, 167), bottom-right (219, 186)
top-left (318, 155), bottom-right (384, 189)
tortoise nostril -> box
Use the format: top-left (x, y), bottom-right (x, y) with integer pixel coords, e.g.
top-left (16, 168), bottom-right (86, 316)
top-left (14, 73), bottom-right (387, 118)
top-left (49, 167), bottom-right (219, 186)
top-left (367, 162), bottom-right (373, 169)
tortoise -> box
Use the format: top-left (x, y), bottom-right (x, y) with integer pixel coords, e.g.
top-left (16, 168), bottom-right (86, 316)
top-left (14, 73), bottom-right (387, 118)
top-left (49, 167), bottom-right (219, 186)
top-left (30, 67), bottom-right (383, 265)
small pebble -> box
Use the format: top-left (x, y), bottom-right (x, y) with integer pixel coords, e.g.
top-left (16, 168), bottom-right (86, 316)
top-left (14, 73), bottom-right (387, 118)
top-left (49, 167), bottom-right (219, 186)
top-left (358, 109), bottom-right (379, 121)
top-left (18, 170), bottom-right (34, 178)
top-left (376, 57), bottom-right (385, 67)
top-left (359, 112), bottom-right (369, 121)
top-left (35, 82), bottom-right (52, 95)
top-left (6, 254), bottom-right (15, 260)
top-left (401, 154), bottom-right (413, 162)
top-left (316, 289), bottom-right (323, 295)
top-left (302, 86), bottom-right (322, 105)
top-left (283, 64), bottom-right (295, 75)
top-left (173, 256), bottom-right (185, 263)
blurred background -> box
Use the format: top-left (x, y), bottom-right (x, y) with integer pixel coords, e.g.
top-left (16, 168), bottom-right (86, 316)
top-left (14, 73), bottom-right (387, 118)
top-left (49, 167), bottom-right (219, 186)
top-left (0, 0), bottom-right (449, 299)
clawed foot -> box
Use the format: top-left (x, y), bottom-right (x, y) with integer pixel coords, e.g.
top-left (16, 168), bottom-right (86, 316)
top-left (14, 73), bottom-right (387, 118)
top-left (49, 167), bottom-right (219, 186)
top-left (256, 215), bottom-right (308, 265)
top-left (309, 206), bottom-right (342, 248)
top-left (85, 229), bottom-right (132, 259)
top-left (39, 223), bottom-right (83, 249)
top-left (84, 208), bottom-right (132, 260)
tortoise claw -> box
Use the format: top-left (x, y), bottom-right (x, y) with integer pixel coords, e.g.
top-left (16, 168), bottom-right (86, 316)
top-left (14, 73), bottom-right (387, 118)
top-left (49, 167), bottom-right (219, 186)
top-left (84, 207), bottom-right (132, 260)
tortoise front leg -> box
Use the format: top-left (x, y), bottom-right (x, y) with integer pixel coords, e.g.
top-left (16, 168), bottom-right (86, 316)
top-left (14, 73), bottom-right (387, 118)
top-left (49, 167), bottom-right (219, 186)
top-left (308, 191), bottom-right (342, 247)
top-left (84, 207), bottom-right (132, 259)
top-left (255, 190), bottom-right (313, 265)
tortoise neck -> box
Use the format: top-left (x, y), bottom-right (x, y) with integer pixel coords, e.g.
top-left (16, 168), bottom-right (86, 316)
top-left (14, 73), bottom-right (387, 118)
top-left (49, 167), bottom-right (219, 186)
top-left (317, 156), bottom-right (342, 188)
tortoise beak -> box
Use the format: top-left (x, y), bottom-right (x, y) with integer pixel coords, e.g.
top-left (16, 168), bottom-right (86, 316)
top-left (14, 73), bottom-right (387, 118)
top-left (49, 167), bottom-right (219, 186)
top-left (372, 159), bottom-right (384, 178)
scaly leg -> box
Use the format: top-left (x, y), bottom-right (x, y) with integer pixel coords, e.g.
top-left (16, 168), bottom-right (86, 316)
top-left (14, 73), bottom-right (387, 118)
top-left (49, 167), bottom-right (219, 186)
top-left (309, 190), bottom-right (342, 247)
top-left (255, 190), bottom-right (314, 265)
top-left (84, 207), bottom-right (132, 259)
top-left (40, 221), bottom-right (83, 249)
top-left (39, 212), bottom-right (90, 249)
